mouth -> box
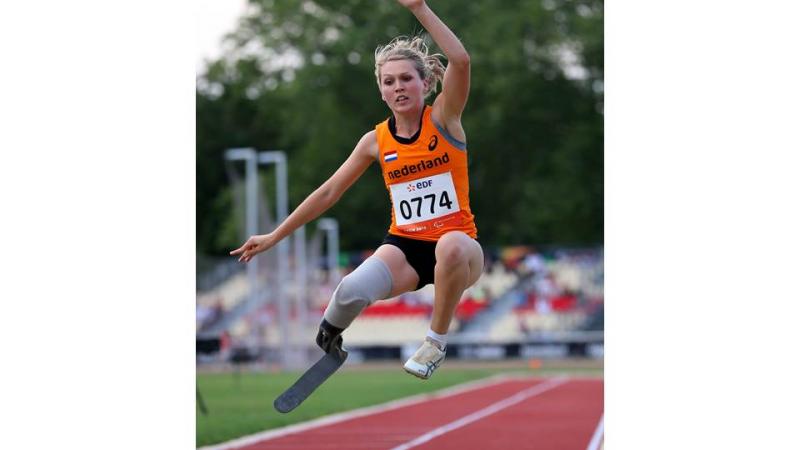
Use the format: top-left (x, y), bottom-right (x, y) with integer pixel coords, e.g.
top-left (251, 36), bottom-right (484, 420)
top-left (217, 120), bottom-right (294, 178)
top-left (396, 95), bottom-right (409, 103)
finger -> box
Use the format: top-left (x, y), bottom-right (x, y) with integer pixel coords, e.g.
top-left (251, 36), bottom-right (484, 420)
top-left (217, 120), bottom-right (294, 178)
top-left (230, 243), bottom-right (248, 255)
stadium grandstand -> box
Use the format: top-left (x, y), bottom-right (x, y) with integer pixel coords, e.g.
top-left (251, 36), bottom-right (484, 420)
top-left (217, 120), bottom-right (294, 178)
top-left (196, 244), bottom-right (603, 366)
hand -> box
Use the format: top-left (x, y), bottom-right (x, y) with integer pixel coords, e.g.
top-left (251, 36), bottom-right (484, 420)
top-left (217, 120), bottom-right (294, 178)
top-left (229, 234), bottom-right (275, 263)
top-left (396, 0), bottom-right (425, 11)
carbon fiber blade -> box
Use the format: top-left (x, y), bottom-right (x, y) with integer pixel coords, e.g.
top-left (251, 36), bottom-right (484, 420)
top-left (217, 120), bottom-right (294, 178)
top-left (274, 349), bottom-right (347, 413)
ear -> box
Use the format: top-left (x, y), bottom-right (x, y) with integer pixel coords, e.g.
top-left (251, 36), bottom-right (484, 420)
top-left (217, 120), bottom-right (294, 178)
top-left (378, 81), bottom-right (386, 101)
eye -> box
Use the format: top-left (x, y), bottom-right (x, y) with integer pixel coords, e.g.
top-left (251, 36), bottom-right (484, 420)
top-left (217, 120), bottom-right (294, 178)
top-left (383, 79), bottom-right (393, 85)
top-left (401, 75), bottom-right (413, 82)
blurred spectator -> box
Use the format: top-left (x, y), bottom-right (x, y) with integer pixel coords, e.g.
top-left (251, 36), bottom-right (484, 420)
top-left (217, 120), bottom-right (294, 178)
top-left (500, 245), bottom-right (530, 273)
top-left (196, 304), bottom-right (213, 329)
top-left (522, 252), bottom-right (546, 275)
top-left (518, 315), bottom-right (531, 336)
top-left (196, 297), bottom-right (225, 331)
top-left (211, 298), bottom-right (224, 322)
top-left (535, 295), bottom-right (552, 315)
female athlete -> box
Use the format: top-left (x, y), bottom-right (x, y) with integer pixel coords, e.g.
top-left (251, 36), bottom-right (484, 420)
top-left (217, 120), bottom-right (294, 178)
top-left (231, 0), bottom-right (483, 379)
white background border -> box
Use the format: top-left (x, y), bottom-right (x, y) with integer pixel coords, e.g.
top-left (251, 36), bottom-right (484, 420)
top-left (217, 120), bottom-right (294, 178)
top-left (1, 1), bottom-right (799, 449)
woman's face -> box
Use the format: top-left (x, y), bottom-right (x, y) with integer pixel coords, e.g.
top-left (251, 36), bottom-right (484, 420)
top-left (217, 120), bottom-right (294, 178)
top-left (379, 59), bottom-right (427, 114)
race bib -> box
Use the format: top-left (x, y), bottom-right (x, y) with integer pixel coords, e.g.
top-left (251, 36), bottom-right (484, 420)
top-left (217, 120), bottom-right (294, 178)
top-left (390, 172), bottom-right (460, 226)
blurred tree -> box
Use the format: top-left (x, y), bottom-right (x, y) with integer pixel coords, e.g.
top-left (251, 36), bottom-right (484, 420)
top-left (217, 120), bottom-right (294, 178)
top-left (197, 0), bottom-right (603, 255)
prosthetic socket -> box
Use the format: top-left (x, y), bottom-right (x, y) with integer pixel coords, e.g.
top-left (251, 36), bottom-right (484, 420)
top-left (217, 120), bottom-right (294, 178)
top-left (316, 256), bottom-right (393, 352)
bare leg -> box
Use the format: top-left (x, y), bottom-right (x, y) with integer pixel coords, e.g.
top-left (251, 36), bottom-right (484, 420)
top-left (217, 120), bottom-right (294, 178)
top-left (403, 232), bottom-right (482, 379)
top-left (430, 232), bottom-right (484, 334)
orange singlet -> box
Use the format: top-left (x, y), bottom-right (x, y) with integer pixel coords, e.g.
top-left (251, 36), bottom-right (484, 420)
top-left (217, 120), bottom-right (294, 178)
top-left (375, 106), bottom-right (478, 242)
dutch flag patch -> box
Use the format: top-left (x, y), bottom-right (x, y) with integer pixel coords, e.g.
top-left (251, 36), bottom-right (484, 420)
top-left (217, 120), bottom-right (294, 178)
top-left (384, 151), bottom-right (398, 163)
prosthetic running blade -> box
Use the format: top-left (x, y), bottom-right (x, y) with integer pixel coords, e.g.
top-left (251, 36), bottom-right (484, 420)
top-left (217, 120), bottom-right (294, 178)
top-left (274, 346), bottom-right (348, 413)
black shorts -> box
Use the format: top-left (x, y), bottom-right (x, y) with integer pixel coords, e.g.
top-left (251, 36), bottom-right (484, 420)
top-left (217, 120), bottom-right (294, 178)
top-left (381, 234), bottom-right (437, 290)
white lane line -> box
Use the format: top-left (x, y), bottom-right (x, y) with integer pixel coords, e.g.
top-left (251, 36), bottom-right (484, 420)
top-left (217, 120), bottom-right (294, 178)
top-left (586, 412), bottom-right (604, 450)
top-left (389, 377), bottom-right (569, 450)
top-left (198, 374), bottom-right (541, 450)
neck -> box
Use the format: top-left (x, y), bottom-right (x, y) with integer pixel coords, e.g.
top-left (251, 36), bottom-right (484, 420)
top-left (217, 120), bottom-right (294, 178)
top-left (392, 105), bottom-right (425, 138)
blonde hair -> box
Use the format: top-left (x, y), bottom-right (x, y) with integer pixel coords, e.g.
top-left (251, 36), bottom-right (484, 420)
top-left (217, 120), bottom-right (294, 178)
top-left (374, 36), bottom-right (445, 99)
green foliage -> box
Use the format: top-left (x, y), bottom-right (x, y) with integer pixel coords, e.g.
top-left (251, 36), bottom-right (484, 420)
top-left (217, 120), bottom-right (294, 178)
top-left (196, 0), bottom-right (603, 254)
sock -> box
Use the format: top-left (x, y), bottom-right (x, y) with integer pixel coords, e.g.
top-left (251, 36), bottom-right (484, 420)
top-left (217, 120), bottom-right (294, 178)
top-left (426, 329), bottom-right (448, 350)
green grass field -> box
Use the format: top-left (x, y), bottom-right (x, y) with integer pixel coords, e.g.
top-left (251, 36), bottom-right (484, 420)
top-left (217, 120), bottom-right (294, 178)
top-left (196, 361), bottom-right (603, 447)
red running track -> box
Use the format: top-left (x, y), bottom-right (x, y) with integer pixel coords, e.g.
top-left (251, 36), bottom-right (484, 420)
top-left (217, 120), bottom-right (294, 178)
top-left (222, 377), bottom-right (603, 450)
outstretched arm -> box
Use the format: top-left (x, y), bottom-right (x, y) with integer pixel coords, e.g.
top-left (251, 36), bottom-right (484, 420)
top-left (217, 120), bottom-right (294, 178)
top-left (399, 1), bottom-right (470, 132)
top-left (231, 131), bottom-right (378, 262)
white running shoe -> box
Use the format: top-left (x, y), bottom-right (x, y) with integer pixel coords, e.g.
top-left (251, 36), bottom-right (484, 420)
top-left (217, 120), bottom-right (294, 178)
top-left (403, 337), bottom-right (446, 380)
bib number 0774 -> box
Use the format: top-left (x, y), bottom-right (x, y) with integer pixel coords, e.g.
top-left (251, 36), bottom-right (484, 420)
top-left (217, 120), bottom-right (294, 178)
top-left (398, 191), bottom-right (454, 221)
top-left (390, 172), bottom-right (460, 226)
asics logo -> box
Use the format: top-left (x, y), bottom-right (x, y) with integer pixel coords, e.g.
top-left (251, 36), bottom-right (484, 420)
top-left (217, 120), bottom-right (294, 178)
top-left (428, 135), bottom-right (438, 151)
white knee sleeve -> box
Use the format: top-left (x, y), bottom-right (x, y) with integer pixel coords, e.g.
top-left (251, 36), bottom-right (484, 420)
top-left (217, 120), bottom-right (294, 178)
top-left (323, 256), bottom-right (393, 329)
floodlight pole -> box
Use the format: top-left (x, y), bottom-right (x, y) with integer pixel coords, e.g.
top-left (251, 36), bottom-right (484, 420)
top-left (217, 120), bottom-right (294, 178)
top-left (294, 224), bottom-right (308, 329)
top-left (224, 148), bottom-right (259, 299)
top-left (317, 218), bottom-right (340, 284)
top-left (257, 151), bottom-right (292, 367)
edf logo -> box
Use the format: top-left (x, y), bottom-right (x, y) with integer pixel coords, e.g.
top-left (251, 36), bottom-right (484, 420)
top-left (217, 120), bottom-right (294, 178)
top-left (407, 180), bottom-right (433, 192)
